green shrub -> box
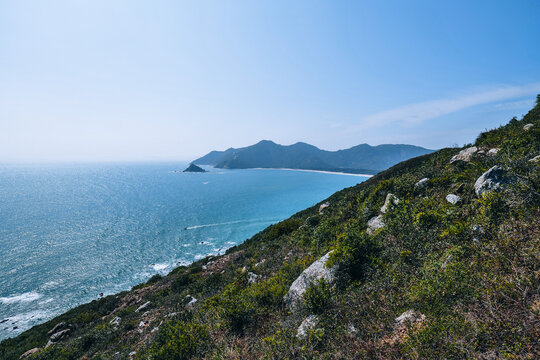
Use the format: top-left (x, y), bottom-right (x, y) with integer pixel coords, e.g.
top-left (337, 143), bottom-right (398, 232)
top-left (149, 321), bottom-right (210, 360)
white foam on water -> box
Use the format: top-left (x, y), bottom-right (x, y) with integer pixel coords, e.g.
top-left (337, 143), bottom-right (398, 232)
top-left (41, 281), bottom-right (59, 289)
top-left (0, 291), bottom-right (42, 304)
top-left (1, 309), bottom-right (52, 336)
top-left (185, 218), bottom-right (277, 230)
top-left (151, 263), bottom-right (169, 271)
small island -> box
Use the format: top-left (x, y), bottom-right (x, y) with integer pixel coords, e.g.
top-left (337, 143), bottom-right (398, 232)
top-left (183, 163), bottom-right (207, 173)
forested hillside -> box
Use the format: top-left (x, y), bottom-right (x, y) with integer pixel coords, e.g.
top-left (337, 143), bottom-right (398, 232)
top-left (2, 98), bottom-right (539, 359)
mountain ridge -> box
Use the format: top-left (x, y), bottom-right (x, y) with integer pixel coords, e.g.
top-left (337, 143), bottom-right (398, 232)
top-left (194, 140), bottom-right (434, 174)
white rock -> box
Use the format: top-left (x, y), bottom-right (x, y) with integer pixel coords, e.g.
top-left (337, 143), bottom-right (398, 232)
top-left (247, 272), bottom-right (260, 284)
top-left (135, 301), bottom-right (151, 313)
top-left (367, 215), bottom-right (385, 235)
top-left (296, 315), bottom-right (319, 339)
top-left (529, 155), bottom-right (540, 163)
top-left (488, 148), bottom-right (500, 156)
top-left (380, 193), bottom-right (400, 214)
top-left (255, 259), bottom-right (266, 267)
top-left (446, 194), bottom-right (461, 205)
top-left (415, 178), bottom-right (429, 189)
top-left (284, 252), bottom-right (336, 310)
top-left (185, 295), bottom-right (198, 308)
top-left (450, 146), bottom-right (478, 163)
top-left (523, 123), bottom-right (533, 131)
top-left (474, 166), bottom-right (515, 196)
top-left (318, 202), bottom-right (330, 214)
top-left (395, 309), bottom-right (425, 325)
top-left (19, 347), bottom-right (40, 358)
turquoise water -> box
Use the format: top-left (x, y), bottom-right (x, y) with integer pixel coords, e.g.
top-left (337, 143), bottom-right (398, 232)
top-left (0, 163), bottom-right (366, 340)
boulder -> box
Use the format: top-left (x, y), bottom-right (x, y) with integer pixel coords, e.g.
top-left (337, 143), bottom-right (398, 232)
top-left (380, 193), bottom-right (399, 214)
top-left (49, 329), bottom-right (70, 343)
top-left (529, 155), bottom-right (540, 163)
top-left (488, 148), bottom-right (500, 156)
top-left (450, 146), bottom-right (478, 163)
top-left (185, 295), bottom-right (197, 308)
top-left (523, 123), bottom-right (533, 131)
top-left (19, 348), bottom-right (40, 359)
top-left (135, 301), bottom-right (151, 313)
top-left (284, 252), bottom-right (336, 310)
top-left (415, 178), bottom-right (429, 189)
top-left (109, 316), bottom-right (121, 326)
top-left (318, 202), bottom-right (330, 214)
top-left (247, 272), bottom-right (260, 284)
top-left (296, 315), bottom-right (319, 339)
top-left (474, 166), bottom-right (516, 196)
top-left (395, 309), bottom-right (425, 326)
top-left (367, 215), bottom-right (385, 234)
top-left (446, 194), bottom-right (461, 205)
top-left (47, 322), bottom-right (66, 335)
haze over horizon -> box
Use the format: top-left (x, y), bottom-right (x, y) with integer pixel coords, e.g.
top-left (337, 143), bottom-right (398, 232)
top-left (1, 1), bottom-right (539, 162)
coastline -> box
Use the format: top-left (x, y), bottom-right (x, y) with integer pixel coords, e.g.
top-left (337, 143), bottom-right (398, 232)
top-left (247, 167), bottom-right (373, 177)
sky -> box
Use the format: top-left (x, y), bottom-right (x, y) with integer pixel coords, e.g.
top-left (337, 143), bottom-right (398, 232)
top-left (1, 0), bottom-right (539, 162)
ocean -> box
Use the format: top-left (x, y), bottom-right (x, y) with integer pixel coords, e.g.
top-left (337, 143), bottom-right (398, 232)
top-left (0, 162), bottom-right (367, 340)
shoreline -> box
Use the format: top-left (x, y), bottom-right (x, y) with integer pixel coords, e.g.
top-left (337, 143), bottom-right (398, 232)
top-left (248, 167), bottom-right (374, 177)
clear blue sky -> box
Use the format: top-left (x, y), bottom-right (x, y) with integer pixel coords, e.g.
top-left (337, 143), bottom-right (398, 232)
top-left (1, 0), bottom-right (539, 162)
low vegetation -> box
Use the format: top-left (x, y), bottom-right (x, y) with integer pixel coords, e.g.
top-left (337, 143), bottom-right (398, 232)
top-left (2, 97), bottom-right (539, 359)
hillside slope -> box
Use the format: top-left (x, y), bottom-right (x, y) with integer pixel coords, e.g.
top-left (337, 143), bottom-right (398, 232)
top-left (194, 140), bottom-right (434, 174)
top-left (2, 99), bottom-right (539, 359)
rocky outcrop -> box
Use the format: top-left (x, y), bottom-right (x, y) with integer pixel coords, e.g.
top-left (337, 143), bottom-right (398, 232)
top-left (529, 155), bottom-right (540, 163)
top-left (488, 148), bottom-right (500, 156)
top-left (395, 309), bottom-right (425, 326)
top-left (247, 272), bottom-right (261, 284)
top-left (49, 329), bottom-right (70, 343)
top-left (284, 252), bottom-right (336, 310)
top-left (296, 315), bottom-right (319, 339)
top-left (380, 193), bottom-right (399, 214)
top-left (474, 166), bottom-right (516, 196)
top-left (47, 322), bottom-right (66, 335)
top-left (415, 177), bottom-right (429, 189)
top-left (446, 194), bottom-right (461, 205)
top-left (523, 123), bottom-right (533, 131)
top-left (136, 301), bottom-right (151, 313)
top-left (318, 202), bottom-right (330, 214)
top-left (367, 215), bottom-right (385, 235)
top-left (183, 163), bottom-right (207, 173)
top-left (19, 348), bottom-right (40, 359)
top-left (185, 295), bottom-right (197, 308)
top-left (450, 147), bottom-right (477, 163)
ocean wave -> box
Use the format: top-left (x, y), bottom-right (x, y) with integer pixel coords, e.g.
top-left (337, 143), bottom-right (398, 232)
top-left (0, 291), bottom-right (42, 304)
top-left (185, 218), bottom-right (277, 230)
top-left (151, 263), bottom-right (169, 271)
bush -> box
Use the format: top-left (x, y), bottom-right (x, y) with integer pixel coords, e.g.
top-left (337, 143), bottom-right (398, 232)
top-left (303, 279), bottom-right (335, 314)
top-left (149, 321), bottom-right (210, 360)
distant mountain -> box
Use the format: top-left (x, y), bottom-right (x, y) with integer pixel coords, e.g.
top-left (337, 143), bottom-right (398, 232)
top-left (193, 140), bottom-right (434, 174)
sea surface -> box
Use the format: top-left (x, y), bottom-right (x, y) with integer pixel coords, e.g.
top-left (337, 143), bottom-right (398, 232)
top-left (0, 162), bottom-right (367, 340)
